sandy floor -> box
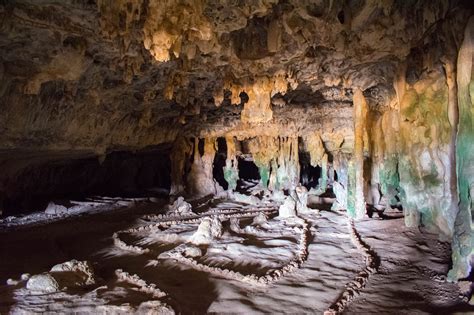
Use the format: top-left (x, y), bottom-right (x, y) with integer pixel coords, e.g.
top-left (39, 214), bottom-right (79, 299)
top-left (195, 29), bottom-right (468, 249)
top-left (0, 197), bottom-right (472, 314)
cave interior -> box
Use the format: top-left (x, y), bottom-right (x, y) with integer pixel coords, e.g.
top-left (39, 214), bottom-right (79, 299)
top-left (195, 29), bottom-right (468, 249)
top-left (0, 0), bottom-right (473, 313)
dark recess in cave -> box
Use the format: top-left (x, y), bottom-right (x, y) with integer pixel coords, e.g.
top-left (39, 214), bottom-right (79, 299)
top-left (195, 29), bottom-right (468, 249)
top-left (299, 151), bottom-right (322, 189)
top-left (237, 157), bottom-right (260, 191)
top-left (213, 137), bottom-right (228, 190)
top-left (1, 148), bottom-right (171, 217)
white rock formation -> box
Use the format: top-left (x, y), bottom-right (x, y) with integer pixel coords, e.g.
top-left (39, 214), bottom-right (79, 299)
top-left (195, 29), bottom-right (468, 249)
top-left (167, 196), bottom-right (193, 215)
top-left (44, 201), bottom-right (68, 215)
top-left (26, 260), bottom-right (95, 293)
top-left (50, 259), bottom-right (96, 287)
top-left (279, 196), bottom-right (297, 218)
top-left (26, 273), bottom-right (60, 293)
top-left (190, 216), bottom-right (222, 245)
top-left (184, 245), bottom-right (202, 258)
top-left (294, 185), bottom-right (309, 213)
top-left (230, 191), bottom-right (261, 205)
top-left (252, 212), bottom-right (268, 225)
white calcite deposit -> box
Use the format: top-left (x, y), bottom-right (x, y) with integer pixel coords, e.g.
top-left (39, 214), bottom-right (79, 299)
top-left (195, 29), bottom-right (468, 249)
top-left (190, 216), bottom-right (223, 245)
top-left (25, 260), bottom-right (96, 293)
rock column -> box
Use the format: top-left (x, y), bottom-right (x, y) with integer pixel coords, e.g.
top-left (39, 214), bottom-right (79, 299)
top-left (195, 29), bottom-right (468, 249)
top-left (348, 88), bottom-right (368, 219)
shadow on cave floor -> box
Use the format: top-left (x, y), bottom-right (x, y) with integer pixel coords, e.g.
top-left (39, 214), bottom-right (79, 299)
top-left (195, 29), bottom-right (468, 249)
top-left (0, 198), bottom-right (472, 314)
top-left (0, 200), bottom-right (218, 314)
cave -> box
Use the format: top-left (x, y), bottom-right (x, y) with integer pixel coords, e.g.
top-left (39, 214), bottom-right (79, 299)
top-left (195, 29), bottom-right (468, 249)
top-left (237, 156), bottom-right (261, 191)
top-left (0, 148), bottom-right (171, 217)
top-left (299, 151), bottom-right (322, 189)
top-left (0, 1), bottom-right (473, 313)
top-left (212, 137), bottom-right (228, 190)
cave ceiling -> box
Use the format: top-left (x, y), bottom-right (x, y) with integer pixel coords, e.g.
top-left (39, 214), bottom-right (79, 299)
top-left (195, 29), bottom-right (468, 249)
top-left (0, 0), bottom-right (470, 154)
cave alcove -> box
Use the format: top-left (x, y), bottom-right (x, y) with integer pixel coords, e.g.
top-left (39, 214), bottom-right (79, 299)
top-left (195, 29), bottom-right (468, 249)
top-left (237, 156), bottom-right (260, 191)
top-left (0, 148), bottom-right (171, 217)
top-left (213, 137), bottom-right (228, 190)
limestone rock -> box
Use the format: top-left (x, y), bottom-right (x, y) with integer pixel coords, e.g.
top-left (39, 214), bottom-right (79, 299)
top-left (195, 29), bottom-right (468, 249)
top-left (26, 274), bottom-right (60, 293)
top-left (44, 202), bottom-right (68, 215)
top-left (279, 196), bottom-right (296, 218)
top-left (294, 185), bottom-right (309, 213)
top-left (167, 197), bottom-right (193, 215)
top-left (50, 259), bottom-right (96, 287)
top-left (190, 216), bottom-right (223, 245)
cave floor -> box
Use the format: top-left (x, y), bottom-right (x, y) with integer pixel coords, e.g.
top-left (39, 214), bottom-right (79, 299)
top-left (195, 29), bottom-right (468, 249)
top-left (0, 198), bottom-right (471, 314)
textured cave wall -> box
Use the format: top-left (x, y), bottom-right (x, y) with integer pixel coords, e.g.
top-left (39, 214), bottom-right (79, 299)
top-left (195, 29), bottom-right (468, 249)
top-left (450, 16), bottom-right (474, 281)
top-left (359, 15), bottom-right (474, 280)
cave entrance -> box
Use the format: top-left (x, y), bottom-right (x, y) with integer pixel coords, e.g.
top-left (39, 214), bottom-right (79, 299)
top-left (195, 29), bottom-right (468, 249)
top-left (299, 151), bottom-right (321, 189)
top-left (213, 137), bottom-right (228, 190)
top-left (237, 156), bottom-right (260, 191)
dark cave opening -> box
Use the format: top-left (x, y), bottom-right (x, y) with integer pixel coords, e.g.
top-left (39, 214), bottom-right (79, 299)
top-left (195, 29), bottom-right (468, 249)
top-left (213, 137), bottom-right (228, 190)
top-left (237, 156), bottom-right (260, 190)
top-left (0, 147), bottom-right (171, 217)
top-left (299, 151), bottom-right (322, 189)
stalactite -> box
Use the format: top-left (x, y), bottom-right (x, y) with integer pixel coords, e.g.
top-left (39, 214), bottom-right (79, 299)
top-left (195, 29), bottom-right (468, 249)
top-left (223, 135), bottom-right (239, 191)
top-left (348, 88), bottom-right (367, 219)
top-left (215, 73), bottom-right (290, 124)
top-left (246, 136), bottom-right (300, 191)
top-left (272, 137), bottom-right (300, 191)
top-left (448, 16), bottom-right (474, 281)
top-left (249, 136), bottom-right (278, 188)
top-left (305, 133), bottom-right (329, 195)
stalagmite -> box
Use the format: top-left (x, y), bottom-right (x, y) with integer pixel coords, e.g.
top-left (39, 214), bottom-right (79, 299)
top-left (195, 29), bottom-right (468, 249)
top-left (187, 138), bottom-right (222, 197)
top-left (348, 88), bottom-right (368, 219)
top-left (223, 135), bottom-right (239, 191)
top-left (332, 153), bottom-right (349, 211)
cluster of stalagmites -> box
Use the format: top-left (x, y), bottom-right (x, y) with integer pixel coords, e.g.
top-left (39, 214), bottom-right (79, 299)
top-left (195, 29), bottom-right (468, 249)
top-left (170, 134), bottom-right (335, 196)
top-left (111, 194), bottom-right (314, 287)
top-left (162, 216), bottom-right (309, 286)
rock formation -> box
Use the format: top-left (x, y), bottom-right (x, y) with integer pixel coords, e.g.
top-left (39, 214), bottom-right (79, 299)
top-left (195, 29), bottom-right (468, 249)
top-left (0, 0), bottom-right (472, 284)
